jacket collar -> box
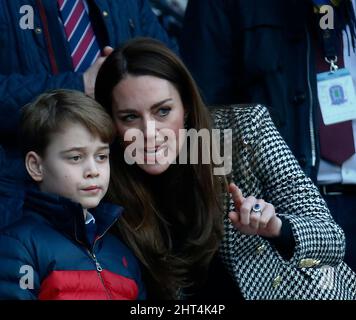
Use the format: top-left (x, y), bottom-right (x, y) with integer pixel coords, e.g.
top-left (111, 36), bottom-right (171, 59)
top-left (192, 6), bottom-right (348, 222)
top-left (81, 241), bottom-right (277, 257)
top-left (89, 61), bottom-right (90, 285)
top-left (24, 184), bottom-right (123, 245)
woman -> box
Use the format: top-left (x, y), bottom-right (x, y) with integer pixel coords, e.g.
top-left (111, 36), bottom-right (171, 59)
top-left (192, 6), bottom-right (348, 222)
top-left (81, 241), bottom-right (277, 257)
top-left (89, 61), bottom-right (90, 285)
top-left (95, 37), bottom-right (356, 300)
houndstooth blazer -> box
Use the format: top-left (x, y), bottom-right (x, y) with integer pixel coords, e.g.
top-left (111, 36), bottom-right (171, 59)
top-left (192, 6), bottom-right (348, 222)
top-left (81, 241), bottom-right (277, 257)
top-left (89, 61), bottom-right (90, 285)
top-left (212, 104), bottom-right (356, 300)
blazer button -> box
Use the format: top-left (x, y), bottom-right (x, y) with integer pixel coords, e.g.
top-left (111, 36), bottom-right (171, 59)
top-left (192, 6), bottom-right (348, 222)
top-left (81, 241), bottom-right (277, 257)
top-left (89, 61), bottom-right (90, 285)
top-left (256, 244), bottom-right (266, 255)
top-left (35, 27), bottom-right (42, 34)
top-left (298, 157), bottom-right (307, 167)
top-left (272, 275), bottom-right (282, 288)
top-left (102, 10), bottom-right (109, 17)
top-left (292, 92), bottom-right (306, 106)
top-left (299, 258), bottom-right (321, 268)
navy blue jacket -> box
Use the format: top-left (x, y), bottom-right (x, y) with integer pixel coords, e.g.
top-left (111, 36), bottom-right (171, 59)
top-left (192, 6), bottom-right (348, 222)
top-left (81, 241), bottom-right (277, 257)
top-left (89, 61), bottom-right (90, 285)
top-left (180, 0), bottom-right (345, 181)
top-left (0, 146), bottom-right (25, 228)
top-left (0, 187), bottom-right (146, 300)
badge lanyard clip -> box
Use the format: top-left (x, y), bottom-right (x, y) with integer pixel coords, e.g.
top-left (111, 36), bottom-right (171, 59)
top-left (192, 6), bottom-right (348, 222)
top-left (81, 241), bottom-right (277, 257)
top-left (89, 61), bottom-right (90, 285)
top-left (325, 56), bottom-right (339, 72)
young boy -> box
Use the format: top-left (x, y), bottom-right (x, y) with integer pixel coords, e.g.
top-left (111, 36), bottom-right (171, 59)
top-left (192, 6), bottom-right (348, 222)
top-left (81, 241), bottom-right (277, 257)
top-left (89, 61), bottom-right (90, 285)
top-left (0, 90), bottom-right (145, 300)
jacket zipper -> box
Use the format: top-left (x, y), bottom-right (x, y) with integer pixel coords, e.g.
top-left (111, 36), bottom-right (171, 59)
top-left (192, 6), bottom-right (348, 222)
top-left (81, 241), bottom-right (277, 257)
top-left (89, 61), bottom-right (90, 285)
top-left (86, 249), bottom-right (112, 300)
top-left (75, 218), bottom-right (119, 300)
top-left (306, 27), bottom-right (317, 167)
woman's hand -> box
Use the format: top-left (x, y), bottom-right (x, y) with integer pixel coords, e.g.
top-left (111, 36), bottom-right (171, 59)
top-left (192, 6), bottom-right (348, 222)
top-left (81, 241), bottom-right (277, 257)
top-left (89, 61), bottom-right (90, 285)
top-left (228, 183), bottom-right (282, 238)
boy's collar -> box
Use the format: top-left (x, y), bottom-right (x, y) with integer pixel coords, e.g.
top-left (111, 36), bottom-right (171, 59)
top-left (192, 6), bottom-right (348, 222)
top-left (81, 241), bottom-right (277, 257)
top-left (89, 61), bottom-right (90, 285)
top-left (24, 183), bottom-right (124, 244)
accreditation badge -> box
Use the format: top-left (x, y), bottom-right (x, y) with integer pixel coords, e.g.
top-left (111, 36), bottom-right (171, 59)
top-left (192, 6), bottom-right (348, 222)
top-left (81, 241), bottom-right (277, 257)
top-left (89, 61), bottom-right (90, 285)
top-left (317, 68), bottom-right (356, 125)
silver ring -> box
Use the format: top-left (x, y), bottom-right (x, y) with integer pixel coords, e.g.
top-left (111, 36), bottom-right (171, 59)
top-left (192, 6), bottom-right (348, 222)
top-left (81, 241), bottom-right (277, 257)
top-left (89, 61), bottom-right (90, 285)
top-left (251, 203), bottom-right (262, 214)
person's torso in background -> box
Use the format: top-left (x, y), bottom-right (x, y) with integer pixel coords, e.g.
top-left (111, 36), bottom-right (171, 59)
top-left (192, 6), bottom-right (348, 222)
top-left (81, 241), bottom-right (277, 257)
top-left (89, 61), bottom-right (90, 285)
top-left (317, 0), bottom-right (356, 185)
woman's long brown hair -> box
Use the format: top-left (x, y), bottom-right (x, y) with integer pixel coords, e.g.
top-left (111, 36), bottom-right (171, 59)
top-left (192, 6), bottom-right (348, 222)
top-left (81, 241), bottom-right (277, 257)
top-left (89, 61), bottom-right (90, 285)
top-left (95, 38), bottom-right (226, 299)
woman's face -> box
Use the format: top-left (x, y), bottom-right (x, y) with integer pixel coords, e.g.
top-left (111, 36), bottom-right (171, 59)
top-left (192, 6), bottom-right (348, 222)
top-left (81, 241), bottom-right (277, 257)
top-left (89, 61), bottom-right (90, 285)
top-left (112, 75), bottom-right (186, 175)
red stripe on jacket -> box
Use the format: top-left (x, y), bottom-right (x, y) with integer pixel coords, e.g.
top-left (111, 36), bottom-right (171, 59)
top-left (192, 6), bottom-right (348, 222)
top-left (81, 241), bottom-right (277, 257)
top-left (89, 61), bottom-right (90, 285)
top-left (39, 270), bottom-right (139, 300)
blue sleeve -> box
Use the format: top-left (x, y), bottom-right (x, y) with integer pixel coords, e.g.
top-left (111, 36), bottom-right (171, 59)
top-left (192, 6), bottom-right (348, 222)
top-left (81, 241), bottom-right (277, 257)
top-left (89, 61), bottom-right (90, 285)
top-left (0, 146), bottom-right (25, 229)
top-left (180, 0), bottom-right (234, 105)
top-left (137, 0), bottom-right (179, 55)
top-left (0, 71), bottom-right (84, 137)
top-left (0, 233), bottom-right (40, 299)
top-left (0, 179), bottom-right (24, 229)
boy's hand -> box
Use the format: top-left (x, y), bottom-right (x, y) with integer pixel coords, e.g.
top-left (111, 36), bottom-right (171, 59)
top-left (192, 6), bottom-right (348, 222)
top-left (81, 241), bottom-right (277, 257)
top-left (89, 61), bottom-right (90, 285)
top-left (228, 183), bottom-right (282, 238)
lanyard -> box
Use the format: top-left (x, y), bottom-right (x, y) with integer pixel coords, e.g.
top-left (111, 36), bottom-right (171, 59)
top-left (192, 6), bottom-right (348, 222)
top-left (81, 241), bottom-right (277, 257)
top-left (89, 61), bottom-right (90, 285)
top-left (314, 0), bottom-right (342, 72)
top-left (319, 28), bottom-right (340, 71)
top-left (312, 0), bottom-right (342, 7)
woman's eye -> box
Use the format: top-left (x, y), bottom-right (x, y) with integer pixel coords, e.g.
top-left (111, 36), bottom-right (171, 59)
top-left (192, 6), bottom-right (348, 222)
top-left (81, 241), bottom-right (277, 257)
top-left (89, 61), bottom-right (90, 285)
top-left (121, 114), bottom-right (138, 122)
top-left (158, 107), bottom-right (171, 117)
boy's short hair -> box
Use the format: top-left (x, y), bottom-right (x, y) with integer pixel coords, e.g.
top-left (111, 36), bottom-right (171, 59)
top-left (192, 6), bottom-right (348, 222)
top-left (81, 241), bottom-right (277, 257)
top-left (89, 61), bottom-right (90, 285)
top-left (20, 89), bottom-right (116, 156)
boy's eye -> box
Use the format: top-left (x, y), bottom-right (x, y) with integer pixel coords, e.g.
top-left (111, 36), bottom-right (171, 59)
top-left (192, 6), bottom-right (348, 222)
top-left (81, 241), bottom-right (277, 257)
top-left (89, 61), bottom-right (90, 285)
top-left (96, 154), bottom-right (109, 162)
top-left (157, 107), bottom-right (171, 117)
top-left (68, 155), bottom-right (82, 162)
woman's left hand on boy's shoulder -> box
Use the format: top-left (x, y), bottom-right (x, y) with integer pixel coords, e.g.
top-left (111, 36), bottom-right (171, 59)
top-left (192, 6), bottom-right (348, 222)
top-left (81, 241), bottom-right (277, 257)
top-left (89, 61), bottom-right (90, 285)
top-left (228, 183), bottom-right (282, 238)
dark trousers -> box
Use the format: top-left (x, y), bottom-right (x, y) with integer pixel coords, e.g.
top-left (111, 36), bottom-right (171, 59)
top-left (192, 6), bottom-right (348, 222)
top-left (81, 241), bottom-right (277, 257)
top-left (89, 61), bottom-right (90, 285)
top-left (322, 193), bottom-right (356, 272)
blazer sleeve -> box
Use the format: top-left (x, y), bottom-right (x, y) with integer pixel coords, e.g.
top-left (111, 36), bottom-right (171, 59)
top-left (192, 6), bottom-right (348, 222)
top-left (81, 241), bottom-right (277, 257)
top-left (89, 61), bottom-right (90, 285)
top-left (137, 0), bottom-right (179, 55)
top-left (0, 71), bottom-right (84, 137)
top-left (248, 106), bottom-right (345, 267)
top-left (0, 233), bottom-right (40, 299)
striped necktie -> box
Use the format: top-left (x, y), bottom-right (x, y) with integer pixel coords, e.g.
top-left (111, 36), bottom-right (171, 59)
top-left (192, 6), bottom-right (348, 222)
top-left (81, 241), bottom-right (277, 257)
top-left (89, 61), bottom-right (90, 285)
top-left (58, 0), bottom-right (101, 72)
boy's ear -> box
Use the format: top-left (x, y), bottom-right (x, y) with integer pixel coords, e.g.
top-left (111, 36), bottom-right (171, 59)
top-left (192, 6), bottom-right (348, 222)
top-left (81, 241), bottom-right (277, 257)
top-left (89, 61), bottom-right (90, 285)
top-left (25, 151), bottom-right (44, 182)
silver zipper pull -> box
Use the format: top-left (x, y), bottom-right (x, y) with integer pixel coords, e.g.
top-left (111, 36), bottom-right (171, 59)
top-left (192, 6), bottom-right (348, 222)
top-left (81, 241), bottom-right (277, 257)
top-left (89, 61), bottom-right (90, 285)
top-left (92, 253), bottom-right (103, 272)
top-left (96, 262), bottom-right (103, 272)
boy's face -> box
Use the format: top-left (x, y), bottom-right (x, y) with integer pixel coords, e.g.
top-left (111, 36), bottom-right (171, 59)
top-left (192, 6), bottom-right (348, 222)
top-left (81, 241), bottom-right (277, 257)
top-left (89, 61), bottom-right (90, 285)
top-left (29, 122), bottom-right (110, 209)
